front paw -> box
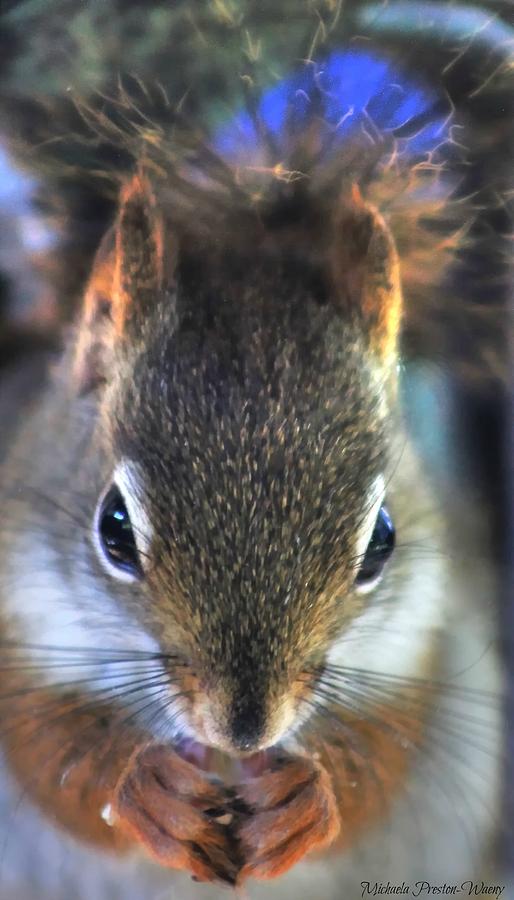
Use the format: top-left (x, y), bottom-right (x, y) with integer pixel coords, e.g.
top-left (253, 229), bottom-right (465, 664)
top-left (236, 753), bottom-right (341, 881)
top-left (113, 744), bottom-right (239, 885)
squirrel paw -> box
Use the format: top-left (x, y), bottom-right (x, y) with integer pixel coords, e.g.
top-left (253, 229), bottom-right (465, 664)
top-left (236, 753), bottom-right (341, 881)
top-left (113, 744), bottom-right (239, 885)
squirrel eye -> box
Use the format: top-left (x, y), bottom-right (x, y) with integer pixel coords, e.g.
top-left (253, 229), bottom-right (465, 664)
top-left (355, 505), bottom-right (395, 589)
top-left (97, 486), bottom-right (141, 578)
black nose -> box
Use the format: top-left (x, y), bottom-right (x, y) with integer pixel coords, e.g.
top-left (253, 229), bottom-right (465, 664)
top-left (229, 696), bottom-right (266, 751)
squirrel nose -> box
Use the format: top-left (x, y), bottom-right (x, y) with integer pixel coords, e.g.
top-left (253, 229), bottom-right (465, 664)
top-left (229, 697), bottom-right (266, 753)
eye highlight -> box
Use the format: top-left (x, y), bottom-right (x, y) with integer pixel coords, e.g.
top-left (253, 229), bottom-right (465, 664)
top-left (96, 486), bottom-right (142, 578)
top-left (355, 505), bottom-right (395, 589)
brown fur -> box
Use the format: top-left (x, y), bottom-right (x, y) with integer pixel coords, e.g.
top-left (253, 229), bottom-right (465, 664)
top-left (0, 79), bottom-right (499, 889)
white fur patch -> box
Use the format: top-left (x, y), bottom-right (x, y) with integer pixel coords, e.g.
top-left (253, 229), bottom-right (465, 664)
top-left (353, 474), bottom-right (385, 593)
top-left (2, 535), bottom-right (193, 742)
top-left (113, 460), bottom-right (154, 563)
top-left (327, 526), bottom-right (446, 684)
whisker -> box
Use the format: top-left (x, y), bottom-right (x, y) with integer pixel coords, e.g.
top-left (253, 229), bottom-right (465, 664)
top-left (313, 677), bottom-right (499, 760)
top-left (316, 673), bottom-right (500, 737)
top-left (321, 663), bottom-right (502, 705)
top-left (0, 673), bottom-right (176, 746)
top-left (0, 666), bottom-right (171, 702)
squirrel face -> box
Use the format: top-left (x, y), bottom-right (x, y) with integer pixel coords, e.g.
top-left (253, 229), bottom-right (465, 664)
top-left (76, 172), bottom-right (403, 755)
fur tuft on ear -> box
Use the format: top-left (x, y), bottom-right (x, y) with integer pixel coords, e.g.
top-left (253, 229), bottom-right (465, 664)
top-left (113, 172), bottom-right (166, 335)
top-left (331, 185), bottom-right (402, 366)
top-left (72, 170), bottom-right (170, 393)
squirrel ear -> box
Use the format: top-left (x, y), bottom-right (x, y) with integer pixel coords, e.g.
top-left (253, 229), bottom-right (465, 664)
top-left (331, 185), bottom-right (402, 364)
top-left (113, 171), bottom-right (168, 334)
top-left (73, 172), bottom-right (172, 393)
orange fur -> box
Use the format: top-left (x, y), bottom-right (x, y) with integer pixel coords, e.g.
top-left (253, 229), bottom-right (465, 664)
top-left (332, 189), bottom-right (402, 365)
top-left (113, 171), bottom-right (166, 334)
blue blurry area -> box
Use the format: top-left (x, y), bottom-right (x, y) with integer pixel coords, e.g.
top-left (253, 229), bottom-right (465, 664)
top-left (212, 48), bottom-right (450, 163)
top-left (0, 145), bottom-right (55, 254)
top-left (401, 362), bottom-right (454, 485)
top-left (214, 111), bottom-right (258, 159)
top-left (0, 145), bottom-right (35, 209)
top-left (259, 79), bottom-right (293, 138)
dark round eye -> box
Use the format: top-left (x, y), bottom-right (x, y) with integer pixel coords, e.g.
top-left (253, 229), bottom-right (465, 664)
top-left (355, 505), bottom-right (395, 587)
top-left (97, 486), bottom-right (141, 577)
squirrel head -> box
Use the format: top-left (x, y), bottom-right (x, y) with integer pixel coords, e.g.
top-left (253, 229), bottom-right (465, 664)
top-left (72, 170), bottom-right (402, 754)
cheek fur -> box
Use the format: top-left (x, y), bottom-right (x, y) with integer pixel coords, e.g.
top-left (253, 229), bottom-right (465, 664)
top-left (326, 533), bottom-right (447, 686)
top-left (1, 532), bottom-right (199, 742)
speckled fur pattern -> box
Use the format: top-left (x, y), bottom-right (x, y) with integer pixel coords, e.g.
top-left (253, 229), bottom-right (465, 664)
top-left (0, 24), bottom-right (508, 894)
top-left (0, 350), bottom-right (503, 897)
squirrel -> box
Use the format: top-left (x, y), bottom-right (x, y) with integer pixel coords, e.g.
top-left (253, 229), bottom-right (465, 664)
top-left (0, 12), bottom-right (510, 900)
